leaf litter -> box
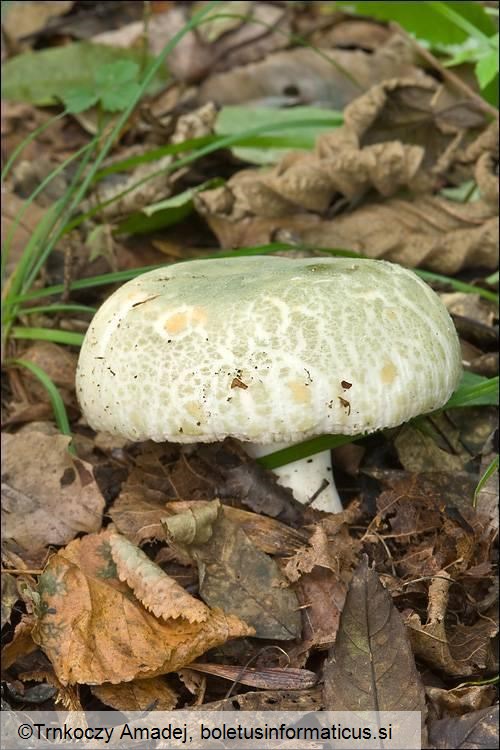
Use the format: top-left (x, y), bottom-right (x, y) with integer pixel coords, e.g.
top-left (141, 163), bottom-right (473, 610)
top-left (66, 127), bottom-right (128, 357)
top-left (1, 2), bottom-right (498, 745)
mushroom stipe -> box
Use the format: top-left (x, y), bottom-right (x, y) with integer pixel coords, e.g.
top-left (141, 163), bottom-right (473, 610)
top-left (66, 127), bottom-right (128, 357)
top-left (76, 256), bottom-right (462, 513)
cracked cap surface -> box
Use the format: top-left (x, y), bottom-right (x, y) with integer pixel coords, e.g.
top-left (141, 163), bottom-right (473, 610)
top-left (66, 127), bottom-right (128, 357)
top-left (76, 256), bottom-right (462, 443)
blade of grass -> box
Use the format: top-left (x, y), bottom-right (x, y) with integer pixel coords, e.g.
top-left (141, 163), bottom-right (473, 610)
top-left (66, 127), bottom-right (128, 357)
top-left (1, 110), bottom-right (68, 182)
top-left (6, 358), bottom-right (75, 453)
top-left (257, 434), bottom-right (355, 471)
top-left (11, 327), bottom-right (85, 346)
top-left (1, 139), bottom-right (95, 283)
top-left (473, 454), bottom-right (499, 508)
top-left (445, 374), bottom-right (499, 408)
top-left (424, 0), bottom-right (492, 45)
top-left (66, 118), bottom-right (350, 232)
top-left (416, 269), bottom-right (499, 304)
top-left (18, 303), bottom-right (96, 316)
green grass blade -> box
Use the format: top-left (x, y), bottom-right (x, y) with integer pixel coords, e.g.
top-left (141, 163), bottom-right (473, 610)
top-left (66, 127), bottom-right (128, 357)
top-left (424, 0), bottom-right (492, 45)
top-left (1, 140), bottom-right (95, 282)
top-left (445, 374), bottom-right (499, 408)
top-left (11, 327), bottom-right (85, 346)
top-left (6, 358), bottom-right (75, 452)
top-left (417, 270), bottom-right (499, 304)
top-left (257, 434), bottom-right (356, 470)
top-left (473, 455), bottom-right (499, 508)
top-left (18, 303), bottom-right (97, 316)
top-left (1, 111), bottom-right (67, 182)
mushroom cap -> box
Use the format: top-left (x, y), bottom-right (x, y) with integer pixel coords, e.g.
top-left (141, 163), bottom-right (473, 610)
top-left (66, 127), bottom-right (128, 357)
top-left (76, 256), bottom-right (462, 443)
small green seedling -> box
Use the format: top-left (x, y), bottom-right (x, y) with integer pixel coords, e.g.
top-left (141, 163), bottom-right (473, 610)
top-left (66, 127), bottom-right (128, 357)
top-left (61, 60), bottom-right (142, 114)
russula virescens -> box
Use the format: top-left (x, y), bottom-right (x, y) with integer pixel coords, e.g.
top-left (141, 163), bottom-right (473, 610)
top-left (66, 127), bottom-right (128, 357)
top-left (76, 256), bottom-right (462, 513)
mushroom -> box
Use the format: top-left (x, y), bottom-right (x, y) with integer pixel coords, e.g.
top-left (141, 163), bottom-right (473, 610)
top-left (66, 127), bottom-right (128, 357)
top-left (76, 256), bottom-right (462, 513)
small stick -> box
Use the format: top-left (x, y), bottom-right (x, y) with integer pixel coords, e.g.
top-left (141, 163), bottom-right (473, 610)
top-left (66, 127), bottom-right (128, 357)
top-left (392, 22), bottom-right (499, 120)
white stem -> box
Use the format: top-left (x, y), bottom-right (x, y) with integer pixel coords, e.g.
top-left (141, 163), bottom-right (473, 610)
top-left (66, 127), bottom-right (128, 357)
top-left (245, 441), bottom-right (343, 513)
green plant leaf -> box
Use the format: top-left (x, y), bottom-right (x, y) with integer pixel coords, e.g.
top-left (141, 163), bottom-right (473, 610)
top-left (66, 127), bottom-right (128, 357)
top-left (62, 87), bottom-right (99, 114)
top-left (445, 373), bottom-right (499, 408)
top-left (1, 43), bottom-right (168, 106)
top-left (473, 455), bottom-right (499, 508)
top-left (215, 105), bottom-right (343, 164)
top-left (115, 179), bottom-right (223, 234)
top-left (334, 0), bottom-right (495, 47)
top-left (10, 327), bottom-right (85, 346)
top-left (475, 45), bottom-right (499, 89)
top-left (7, 359), bottom-right (74, 451)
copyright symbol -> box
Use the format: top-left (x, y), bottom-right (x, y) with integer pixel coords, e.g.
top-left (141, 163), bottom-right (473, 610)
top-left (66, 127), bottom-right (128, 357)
top-left (18, 724), bottom-right (33, 739)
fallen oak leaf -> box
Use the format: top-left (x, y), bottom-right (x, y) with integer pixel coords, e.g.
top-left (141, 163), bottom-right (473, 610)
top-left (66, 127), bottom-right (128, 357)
top-left (32, 529), bottom-right (253, 685)
top-left (109, 532), bottom-right (209, 623)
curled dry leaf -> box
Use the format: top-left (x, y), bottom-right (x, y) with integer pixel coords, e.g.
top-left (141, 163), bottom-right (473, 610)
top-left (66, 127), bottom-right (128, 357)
top-left (406, 572), bottom-right (498, 678)
top-left (109, 532), bottom-right (209, 623)
top-left (31, 529), bottom-right (253, 685)
top-left (92, 677), bottom-right (178, 711)
top-left (426, 684), bottom-right (497, 720)
top-left (2, 432), bottom-right (104, 555)
top-left (196, 78), bottom-right (497, 272)
top-left (164, 503), bottom-right (302, 640)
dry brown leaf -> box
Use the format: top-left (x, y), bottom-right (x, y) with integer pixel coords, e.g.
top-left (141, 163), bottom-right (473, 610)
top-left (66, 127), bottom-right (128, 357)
top-left (32, 529), bottom-right (253, 685)
top-left (428, 705), bottom-right (499, 749)
top-left (427, 684), bottom-right (497, 720)
top-left (109, 482), bottom-right (168, 545)
top-left (2, 191), bottom-right (47, 275)
top-left (2, 616), bottom-right (38, 672)
top-left (187, 663), bottom-right (317, 690)
top-left (2, 1), bottom-right (74, 42)
top-left (92, 677), bottom-right (177, 711)
top-left (194, 686), bottom-right (324, 711)
top-left (164, 501), bottom-right (308, 557)
top-left (164, 503), bottom-right (302, 640)
top-left (324, 557), bottom-right (427, 723)
top-left (109, 533), bottom-right (209, 623)
top-left (196, 77), bottom-right (497, 272)
top-left (406, 572), bottom-right (498, 677)
top-left (1, 572), bottom-right (19, 628)
top-left (296, 567), bottom-right (347, 649)
top-left (198, 34), bottom-right (426, 107)
top-left (2, 432), bottom-right (104, 554)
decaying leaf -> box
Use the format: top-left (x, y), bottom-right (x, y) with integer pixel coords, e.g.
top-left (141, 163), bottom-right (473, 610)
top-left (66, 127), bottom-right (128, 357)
top-left (406, 571), bottom-right (498, 677)
top-left (2, 432), bottom-right (104, 554)
top-left (32, 529), bottom-right (253, 685)
top-left (196, 78), bottom-right (497, 272)
top-left (427, 684), bottom-right (497, 720)
top-left (428, 705), bottom-right (499, 749)
top-left (92, 677), bottom-right (178, 711)
top-left (195, 440), bottom-right (304, 527)
top-left (323, 557), bottom-right (427, 727)
top-left (194, 686), bottom-right (324, 712)
top-left (187, 663), bottom-right (317, 690)
top-left (198, 34), bottom-right (426, 107)
top-left (1, 573), bottom-right (19, 628)
top-left (109, 533), bottom-right (209, 623)
top-left (164, 501), bottom-right (302, 640)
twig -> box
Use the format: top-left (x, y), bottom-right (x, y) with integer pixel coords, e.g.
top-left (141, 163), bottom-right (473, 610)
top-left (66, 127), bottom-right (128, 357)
top-left (391, 22), bottom-right (499, 120)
